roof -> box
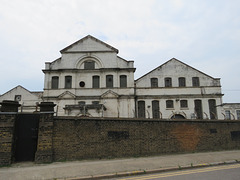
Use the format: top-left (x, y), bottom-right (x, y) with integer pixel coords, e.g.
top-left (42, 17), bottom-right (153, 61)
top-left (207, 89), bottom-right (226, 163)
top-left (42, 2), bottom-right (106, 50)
top-left (135, 58), bottom-right (220, 82)
top-left (60, 35), bottom-right (119, 53)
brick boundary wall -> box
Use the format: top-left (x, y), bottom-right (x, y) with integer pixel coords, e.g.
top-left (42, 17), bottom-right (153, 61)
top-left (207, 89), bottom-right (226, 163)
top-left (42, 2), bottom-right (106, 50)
top-left (52, 117), bottom-right (240, 162)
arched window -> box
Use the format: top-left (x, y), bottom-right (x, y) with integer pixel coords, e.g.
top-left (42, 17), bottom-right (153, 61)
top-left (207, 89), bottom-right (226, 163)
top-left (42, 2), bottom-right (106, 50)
top-left (120, 75), bottom-right (127, 88)
top-left (208, 99), bottom-right (217, 119)
top-left (178, 77), bottom-right (186, 87)
top-left (51, 76), bottom-right (59, 89)
top-left (165, 77), bottom-right (172, 87)
top-left (152, 100), bottom-right (160, 118)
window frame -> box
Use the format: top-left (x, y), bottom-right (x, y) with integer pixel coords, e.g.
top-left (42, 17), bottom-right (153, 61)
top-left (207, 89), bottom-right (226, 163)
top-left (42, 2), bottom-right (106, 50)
top-left (180, 100), bottom-right (188, 108)
top-left (51, 76), bottom-right (59, 89)
top-left (65, 76), bottom-right (72, 89)
top-left (192, 77), bottom-right (200, 87)
top-left (178, 77), bottom-right (186, 87)
top-left (92, 75), bottom-right (100, 88)
top-left (120, 75), bottom-right (127, 88)
top-left (166, 100), bottom-right (174, 109)
top-left (106, 75), bottom-right (113, 88)
top-left (84, 60), bottom-right (95, 70)
top-left (165, 77), bottom-right (172, 87)
top-left (151, 78), bottom-right (158, 88)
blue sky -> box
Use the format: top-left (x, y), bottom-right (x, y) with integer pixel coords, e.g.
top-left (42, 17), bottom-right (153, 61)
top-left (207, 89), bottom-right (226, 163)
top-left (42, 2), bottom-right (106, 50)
top-left (0, 0), bottom-right (240, 102)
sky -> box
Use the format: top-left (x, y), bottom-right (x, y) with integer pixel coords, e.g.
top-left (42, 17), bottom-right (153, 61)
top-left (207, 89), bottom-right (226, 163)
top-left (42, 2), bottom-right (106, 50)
top-left (0, 0), bottom-right (240, 103)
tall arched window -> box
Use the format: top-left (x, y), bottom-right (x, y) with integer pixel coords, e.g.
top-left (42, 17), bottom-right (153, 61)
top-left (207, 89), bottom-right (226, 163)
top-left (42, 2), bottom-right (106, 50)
top-left (138, 101), bottom-right (145, 118)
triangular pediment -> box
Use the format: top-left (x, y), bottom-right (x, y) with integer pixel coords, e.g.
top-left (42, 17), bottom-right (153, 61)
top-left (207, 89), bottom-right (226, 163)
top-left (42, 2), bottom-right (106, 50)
top-left (101, 90), bottom-right (119, 98)
top-left (60, 35), bottom-right (119, 53)
top-left (58, 91), bottom-right (76, 99)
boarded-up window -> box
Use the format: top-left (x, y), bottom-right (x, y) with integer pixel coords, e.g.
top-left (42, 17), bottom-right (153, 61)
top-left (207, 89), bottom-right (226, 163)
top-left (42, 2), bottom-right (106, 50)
top-left (92, 76), bottom-right (100, 88)
top-left (208, 99), bottom-right (217, 119)
top-left (231, 131), bottom-right (240, 141)
top-left (192, 77), bottom-right (200, 87)
top-left (106, 75), bottom-right (113, 88)
top-left (152, 100), bottom-right (160, 118)
top-left (51, 76), bottom-right (59, 89)
top-left (120, 75), bottom-right (127, 88)
top-left (65, 76), bottom-right (72, 89)
top-left (180, 100), bottom-right (188, 108)
top-left (166, 100), bottom-right (174, 108)
top-left (108, 131), bottom-right (129, 140)
top-left (138, 101), bottom-right (145, 118)
top-left (194, 100), bottom-right (203, 119)
top-left (165, 77), bottom-right (172, 87)
top-left (84, 61), bottom-right (95, 69)
top-left (225, 110), bottom-right (231, 120)
top-left (178, 77), bottom-right (186, 87)
top-left (151, 78), bottom-right (158, 87)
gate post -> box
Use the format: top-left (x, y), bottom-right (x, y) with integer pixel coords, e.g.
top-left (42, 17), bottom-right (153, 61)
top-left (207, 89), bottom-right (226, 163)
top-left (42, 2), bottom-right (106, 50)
top-left (35, 102), bottom-right (56, 163)
top-left (0, 100), bottom-right (20, 166)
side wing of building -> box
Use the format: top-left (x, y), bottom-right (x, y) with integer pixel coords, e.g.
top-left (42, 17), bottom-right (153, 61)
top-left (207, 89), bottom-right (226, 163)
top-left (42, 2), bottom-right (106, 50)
top-left (135, 58), bottom-right (224, 119)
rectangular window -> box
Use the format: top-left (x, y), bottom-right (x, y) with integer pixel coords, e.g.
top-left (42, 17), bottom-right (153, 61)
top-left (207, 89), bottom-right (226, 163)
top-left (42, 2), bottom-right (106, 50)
top-left (178, 77), bottom-right (186, 87)
top-left (92, 76), bottom-right (100, 88)
top-left (192, 77), bottom-right (200, 87)
top-left (166, 100), bottom-right (174, 108)
top-left (151, 78), bottom-right (158, 87)
top-left (84, 61), bottom-right (95, 69)
top-left (180, 100), bottom-right (188, 108)
top-left (78, 101), bottom-right (85, 105)
top-left (165, 77), bottom-right (172, 87)
top-left (65, 76), bottom-right (72, 89)
top-left (194, 100), bottom-right (203, 119)
top-left (225, 110), bottom-right (231, 120)
top-left (138, 101), bottom-right (145, 118)
top-left (51, 76), bottom-right (59, 89)
top-left (92, 101), bottom-right (99, 105)
top-left (237, 110), bottom-right (240, 120)
top-left (120, 75), bottom-right (127, 88)
top-left (208, 99), bottom-right (217, 119)
top-left (106, 75), bottom-right (113, 88)
top-left (152, 100), bottom-right (160, 118)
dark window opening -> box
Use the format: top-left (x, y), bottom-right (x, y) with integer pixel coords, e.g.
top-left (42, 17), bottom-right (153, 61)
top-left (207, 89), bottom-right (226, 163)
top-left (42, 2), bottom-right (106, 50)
top-left (65, 76), bottom-right (72, 89)
top-left (209, 99), bottom-right (217, 119)
top-left (192, 77), bottom-right (200, 87)
top-left (225, 110), bottom-right (231, 120)
top-left (165, 77), bottom-right (172, 87)
top-left (108, 131), bottom-right (129, 140)
top-left (180, 100), bottom-right (188, 108)
top-left (120, 75), bottom-right (127, 88)
top-left (178, 77), bottom-right (186, 87)
top-left (152, 100), bottom-right (160, 118)
top-left (79, 81), bottom-right (85, 87)
top-left (84, 61), bottom-right (95, 69)
top-left (166, 100), bottom-right (174, 109)
top-left (51, 76), bottom-right (59, 89)
top-left (78, 101), bottom-right (86, 105)
top-left (92, 101), bottom-right (99, 105)
top-left (106, 75), bottom-right (113, 88)
top-left (151, 78), bottom-right (158, 87)
top-left (92, 76), bottom-right (100, 88)
top-left (231, 131), bottom-right (240, 141)
top-left (210, 129), bottom-right (217, 134)
top-left (194, 100), bottom-right (203, 119)
top-left (138, 101), bottom-right (145, 118)
top-left (237, 110), bottom-right (240, 120)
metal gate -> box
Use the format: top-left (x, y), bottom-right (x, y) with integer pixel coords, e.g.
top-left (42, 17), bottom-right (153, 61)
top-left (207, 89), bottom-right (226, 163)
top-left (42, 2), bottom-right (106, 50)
top-left (14, 114), bottom-right (40, 162)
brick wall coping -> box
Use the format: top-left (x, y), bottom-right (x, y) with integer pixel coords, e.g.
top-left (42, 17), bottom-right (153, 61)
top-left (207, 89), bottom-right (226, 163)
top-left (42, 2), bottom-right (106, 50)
top-left (54, 116), bottom-right (240, 123)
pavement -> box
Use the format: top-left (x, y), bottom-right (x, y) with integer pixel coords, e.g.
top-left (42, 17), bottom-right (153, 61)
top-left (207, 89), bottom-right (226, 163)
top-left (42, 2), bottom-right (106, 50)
top-left (0, 150), bottom-right (240, 180)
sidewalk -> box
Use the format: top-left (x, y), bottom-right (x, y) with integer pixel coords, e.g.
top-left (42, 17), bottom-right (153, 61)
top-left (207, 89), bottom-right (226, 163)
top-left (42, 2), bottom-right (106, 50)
top-left (1, 150), bottom-right (240, 180)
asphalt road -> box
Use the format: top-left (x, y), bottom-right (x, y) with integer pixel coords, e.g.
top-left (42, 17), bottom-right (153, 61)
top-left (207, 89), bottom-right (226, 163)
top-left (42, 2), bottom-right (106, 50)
top-left (114, 163), bottom-right (240, 180)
